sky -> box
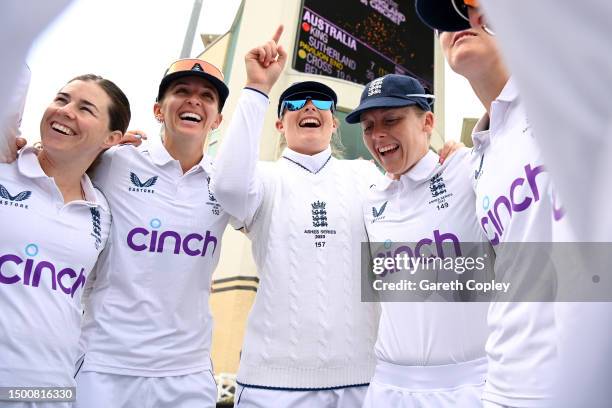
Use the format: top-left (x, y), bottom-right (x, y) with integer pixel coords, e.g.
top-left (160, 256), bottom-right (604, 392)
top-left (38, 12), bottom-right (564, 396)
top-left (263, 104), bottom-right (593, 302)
top-left (21, 0), bottom-right (241, 142)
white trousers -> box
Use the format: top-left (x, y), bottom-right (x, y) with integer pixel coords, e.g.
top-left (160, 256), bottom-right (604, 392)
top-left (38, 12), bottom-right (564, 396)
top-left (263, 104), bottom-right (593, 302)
top-left (234, 384), bottom-right (367, 408)
top-left (74, 370), bottom-right (217, 408)
top-left (362, 358), bottom-right (487, 408)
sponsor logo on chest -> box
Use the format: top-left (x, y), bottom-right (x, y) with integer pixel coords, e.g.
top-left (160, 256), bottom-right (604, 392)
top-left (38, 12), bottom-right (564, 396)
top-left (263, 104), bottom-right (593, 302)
top-left (371, 200), bottom-right (388, 223)
top-left (128, 172), bottom-right (157, 193)
top-left (0, 184), bottom-right (32, 209)
top-left (126, 218), bottom-right (218, 257)
top-left (0, 244), bottom-right (87, 297)
top-left (479, 163), bottom-right (563, 245)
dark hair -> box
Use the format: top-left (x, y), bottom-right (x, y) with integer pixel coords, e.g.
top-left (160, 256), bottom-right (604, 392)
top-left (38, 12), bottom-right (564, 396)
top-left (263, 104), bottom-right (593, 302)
top-left (67, 74), bottom-right (131, 133)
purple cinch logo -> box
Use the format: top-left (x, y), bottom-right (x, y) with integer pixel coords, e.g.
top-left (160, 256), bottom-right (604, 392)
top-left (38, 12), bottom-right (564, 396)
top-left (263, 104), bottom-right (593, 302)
top-left (479, 163), bottom-right (563, 245)
top-left (375, 229), bottom-right (461, 276)
top-left (0, 244), bottom-right (86, 297)
top-left (126, 219), bottom-right (218, 257)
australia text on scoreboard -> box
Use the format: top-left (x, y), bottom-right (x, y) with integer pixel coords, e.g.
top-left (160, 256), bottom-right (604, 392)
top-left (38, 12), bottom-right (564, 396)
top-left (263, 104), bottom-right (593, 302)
top-left (293, 0), bottom-right (434, 89)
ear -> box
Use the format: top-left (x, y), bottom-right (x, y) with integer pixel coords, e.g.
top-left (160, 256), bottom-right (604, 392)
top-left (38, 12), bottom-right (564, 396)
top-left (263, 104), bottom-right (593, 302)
top-left (153, 103), bottom-right (163, 122)
top-left (102, 130), bottom-right (123, 149)
top-left (212, 113), bottom-right (223, 130)
top-left (331, 116), bottom-right (339, 132)
top-left (423, 111), bottom-right (434, 134)
top-left (275, 118), bottom-right (284, 133)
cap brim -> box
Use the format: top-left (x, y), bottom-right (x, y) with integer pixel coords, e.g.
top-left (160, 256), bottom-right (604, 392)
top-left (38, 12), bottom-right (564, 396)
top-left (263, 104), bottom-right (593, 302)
top-left (415, 0), bottom-right (471, 32)
top-left (345, 97), bottom-right (428, 124)
top-left (157, 71), bottom-right (230, 110)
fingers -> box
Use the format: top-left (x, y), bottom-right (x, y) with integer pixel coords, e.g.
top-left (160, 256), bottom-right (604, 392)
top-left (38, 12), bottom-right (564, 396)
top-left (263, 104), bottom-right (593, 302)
top-left (121, 130), bottom-right (148, 147)
top-left (126, 129), bottom-right (148, 140)
top-left (246, 25), bottom-right (284, 67)
top-left (437, 141), bottom-right (464, 164)
top-left (277, 45), bottom-right (288, 69)
top-left (15, 137), bottom-right (27, 149)
top-left (272, 25), bottom-right (283, 44)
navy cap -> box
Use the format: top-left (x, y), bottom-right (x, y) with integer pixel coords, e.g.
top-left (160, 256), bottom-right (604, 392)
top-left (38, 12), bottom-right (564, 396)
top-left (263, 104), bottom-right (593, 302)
top-left (345, 74), bottom-right (434, 124)
top-left (277, 81), bottom-right (338, 117)
top-left (415, 0), bottom-right (471, 32)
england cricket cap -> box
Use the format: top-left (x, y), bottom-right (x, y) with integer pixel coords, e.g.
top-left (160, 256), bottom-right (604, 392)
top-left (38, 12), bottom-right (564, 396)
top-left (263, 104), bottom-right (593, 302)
top-left (345, 74), bottom-right (434, 124)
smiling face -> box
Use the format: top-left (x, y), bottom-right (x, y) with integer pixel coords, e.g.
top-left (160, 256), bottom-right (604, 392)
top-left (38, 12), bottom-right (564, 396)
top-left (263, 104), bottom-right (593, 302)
top-left (154, 76), bottom-right (223, 143)
top-left (40, 79), bottom-right (121, 159)
top-left (361, 106), bottom-right (434, 177)
top-left (276, 99), bottom-right (337, 155)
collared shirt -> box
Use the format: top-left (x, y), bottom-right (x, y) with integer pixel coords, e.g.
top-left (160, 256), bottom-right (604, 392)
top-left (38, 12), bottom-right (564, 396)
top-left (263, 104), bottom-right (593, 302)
top-left (80, 141), bottom-right (230, 377)
top-left (281, 146), bottom-right (332, 174)
top-left (470, 78), bottom-right (560, 407)
top-left (364, 149), bottom-right (489, 366)
top-left (0, 147), bottom-right (110, 388)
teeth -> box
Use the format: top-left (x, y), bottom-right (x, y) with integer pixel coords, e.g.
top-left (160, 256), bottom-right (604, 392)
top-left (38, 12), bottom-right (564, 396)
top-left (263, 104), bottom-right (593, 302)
top-left (299, 118), bottom-right (321, 127)
top-left (51, 122), bottom-right (75, 135)
top-left (180, 112), bottom-right (202, 122)
top-left (378, 144), bottom-right (398, 153)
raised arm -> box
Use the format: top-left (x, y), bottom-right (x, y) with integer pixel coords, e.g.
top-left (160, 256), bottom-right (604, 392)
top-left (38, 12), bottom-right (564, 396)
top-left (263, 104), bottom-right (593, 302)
top-left (0, 65), bottom-right (30, 163)
top-left (211, 25), bottom-right (287, 225)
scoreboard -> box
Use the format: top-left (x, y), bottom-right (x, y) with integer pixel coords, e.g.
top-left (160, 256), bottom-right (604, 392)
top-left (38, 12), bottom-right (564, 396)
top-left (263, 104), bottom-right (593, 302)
top-left (292, 0), bottom-right (434, 89)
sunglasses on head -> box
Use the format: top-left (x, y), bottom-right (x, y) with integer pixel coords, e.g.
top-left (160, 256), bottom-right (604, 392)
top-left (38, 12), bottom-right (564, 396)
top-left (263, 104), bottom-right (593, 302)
top-left (164, 59), bottom-right (224, 82)
top-left (281, 97), bottom-right (335, 113)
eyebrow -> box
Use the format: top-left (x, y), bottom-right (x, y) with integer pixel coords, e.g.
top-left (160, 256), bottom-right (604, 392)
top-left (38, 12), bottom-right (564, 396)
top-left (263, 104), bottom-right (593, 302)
top-left (57, 92), bottom-right (100, 114)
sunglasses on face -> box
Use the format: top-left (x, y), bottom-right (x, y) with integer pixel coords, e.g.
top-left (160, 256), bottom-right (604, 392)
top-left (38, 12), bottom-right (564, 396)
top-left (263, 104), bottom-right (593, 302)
top-left (164, 59), bottom-right (224, 82)
top-left (281, 98), bottom-right (335, 113)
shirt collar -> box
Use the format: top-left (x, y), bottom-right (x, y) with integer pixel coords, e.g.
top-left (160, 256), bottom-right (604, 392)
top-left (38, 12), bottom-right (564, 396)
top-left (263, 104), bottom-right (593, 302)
top-left (146, 140), bottom-right (213, 175)
top-left (282, 146), bottom-right (332, 173)
top-left (496, 76), bottom-right (519, 103)
top-left (17, 147), bottom-right (47, 179)
top-left (375, 150), bottom-right (440, 191)
top-left (148, 140), bottom-right (174, 166)
top-left (472, 114), bottom-right (491, 150)
top-left (471, 77), bottom-right (518, 150)
top-left (401, 150), bottom-right (440, 183)
top-left (17, 147), bottom-right (109, 211)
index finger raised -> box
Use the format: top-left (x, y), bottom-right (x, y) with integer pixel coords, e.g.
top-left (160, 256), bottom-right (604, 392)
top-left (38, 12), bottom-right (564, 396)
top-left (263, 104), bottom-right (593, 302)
top-left (271, 25), bottom-right (283, 44)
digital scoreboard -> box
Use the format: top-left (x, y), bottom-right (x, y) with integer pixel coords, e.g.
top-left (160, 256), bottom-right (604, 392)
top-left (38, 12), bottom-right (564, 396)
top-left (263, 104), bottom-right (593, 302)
top-left (293, 0), bottom-right (434, 89)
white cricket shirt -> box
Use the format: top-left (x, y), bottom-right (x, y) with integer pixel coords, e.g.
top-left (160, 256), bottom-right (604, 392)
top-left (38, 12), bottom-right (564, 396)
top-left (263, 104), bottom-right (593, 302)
top-left (471, 78), bottom-right (562, 407)
top-left (79, 142), bottom-right (230, 376)
top-left (213, 89), bottom-right (381, 389)
top-left (473, 6), bottom-right (612, 405)
top-left (364, 149), bottom-right (489, 366)
top-left (0, 147), bottom-right (110, 388)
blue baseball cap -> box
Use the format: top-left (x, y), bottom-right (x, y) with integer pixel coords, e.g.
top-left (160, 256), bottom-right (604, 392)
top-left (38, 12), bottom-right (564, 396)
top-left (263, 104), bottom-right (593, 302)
top-left (415, 0), bottom-right (471, 32)
top-left (345, 74), bottom-right (434, 124)
top-left (277, 81), bottom-right (337, 117)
